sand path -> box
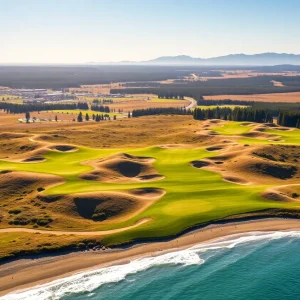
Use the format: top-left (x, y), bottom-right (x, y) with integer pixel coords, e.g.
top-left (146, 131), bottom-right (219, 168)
top-left (0, 218), bottom-right (151, 236)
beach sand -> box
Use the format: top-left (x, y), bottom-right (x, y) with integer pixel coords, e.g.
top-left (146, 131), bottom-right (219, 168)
top-left (1, 218), bottom-right (300, 296)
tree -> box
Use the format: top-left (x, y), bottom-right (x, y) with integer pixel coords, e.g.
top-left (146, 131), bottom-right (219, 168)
top-left (77, 112), bottom-right (83, 122)
top-left (55, 115), bottom-right (58, 122)
top-left (85, 113), bottom-right (89, 121)
top-left (113, 115), bottom-right (117, 120)
top-left (128, 112), bottom-right (131, 118)
top-left (25, 112), bottom-right (30, 123)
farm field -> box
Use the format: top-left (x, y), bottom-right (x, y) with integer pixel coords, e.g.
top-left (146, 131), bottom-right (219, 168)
top-left (204, 91), bottom-right (300, 103)
top-left (75, 94), bottom-right (190, 111)
top-left (0, 94), bottom-right (23, 103)
top-left (0, 116), bottom-right (299, 260)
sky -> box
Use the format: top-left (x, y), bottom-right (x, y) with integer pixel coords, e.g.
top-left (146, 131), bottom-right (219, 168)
top-left (1, 0), bottom-right (300, 64)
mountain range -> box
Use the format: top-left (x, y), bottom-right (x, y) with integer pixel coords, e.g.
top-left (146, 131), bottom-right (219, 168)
top-left (90, 53), bottom-right (300, 66)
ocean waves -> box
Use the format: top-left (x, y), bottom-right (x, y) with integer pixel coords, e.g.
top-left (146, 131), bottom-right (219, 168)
top-left (2, 231), bottom-right (300, 300)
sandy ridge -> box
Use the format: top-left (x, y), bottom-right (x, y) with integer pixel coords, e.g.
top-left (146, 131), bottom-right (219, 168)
top-left (0, 218), bottom-right (151, 236)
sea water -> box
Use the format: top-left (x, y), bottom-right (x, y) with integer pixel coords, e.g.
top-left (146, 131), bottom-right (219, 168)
top-left (3, 231), bottom-right (300, 300)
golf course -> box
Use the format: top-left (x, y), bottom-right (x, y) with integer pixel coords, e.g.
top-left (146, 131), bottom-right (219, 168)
top-left (1, 118), bottom-right (299, 257)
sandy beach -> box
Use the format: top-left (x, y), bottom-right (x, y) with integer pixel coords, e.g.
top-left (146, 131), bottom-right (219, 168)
top-left (1, 218), bottom-right (300, 297)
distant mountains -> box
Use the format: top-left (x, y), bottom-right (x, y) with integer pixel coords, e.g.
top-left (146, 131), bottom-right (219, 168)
top-left (92, 53), bottom-right (300, 66)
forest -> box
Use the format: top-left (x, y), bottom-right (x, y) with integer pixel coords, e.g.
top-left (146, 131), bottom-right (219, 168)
top-left (193, 107), bottom-right (273, 123)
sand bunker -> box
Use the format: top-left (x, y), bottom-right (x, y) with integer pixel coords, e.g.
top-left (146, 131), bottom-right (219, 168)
top-left (50, 145), bottom-right (78, 152)
top-left (206, 146), bottom-right (223, 152)
top-left (22, 156), bottom-right (45, 163)
top-left (128, 188), bottom-right (165, 198)
top-left (80, 153), bottom-right (164, 183)
top-left (190, 160), bottom-right (211, 168)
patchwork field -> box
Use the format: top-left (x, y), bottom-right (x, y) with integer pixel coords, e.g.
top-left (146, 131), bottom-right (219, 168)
top-left (204, 92), bottom-right (300, 103)
top-left (0, 115), bottom-right (299, 260)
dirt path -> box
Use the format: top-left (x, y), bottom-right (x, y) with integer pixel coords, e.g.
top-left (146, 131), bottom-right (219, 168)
top-left (0, 218), bottom-right (151, 236)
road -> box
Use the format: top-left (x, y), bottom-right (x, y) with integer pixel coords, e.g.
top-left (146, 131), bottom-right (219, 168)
top-left (186, 97), bottom-right (197, 110)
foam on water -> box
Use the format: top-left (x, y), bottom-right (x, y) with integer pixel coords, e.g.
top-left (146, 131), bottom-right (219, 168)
top-left (2, 231), bottom-right (300, 300)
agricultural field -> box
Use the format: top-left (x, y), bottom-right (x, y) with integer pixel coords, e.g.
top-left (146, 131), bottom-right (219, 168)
top-left (204, 92), bottom-right (300, 103)
top-left (76, 94), bottom-right (190, 111)
top-left (0, 94), bottom-right (23, 104)
top-left (0, 115), bottom-right (299, 259)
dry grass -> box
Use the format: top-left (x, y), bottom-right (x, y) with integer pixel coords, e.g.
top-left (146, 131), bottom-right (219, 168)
top-left (0, 116), bottom-right (215, 152)
top-left (109, 99), bottom-right (189, 111)
top-left (204, 92), bottom-right (300, 103)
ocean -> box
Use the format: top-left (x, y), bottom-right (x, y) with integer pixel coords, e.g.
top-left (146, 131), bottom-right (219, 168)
top-left (3, 231), bottom-right (300, 300)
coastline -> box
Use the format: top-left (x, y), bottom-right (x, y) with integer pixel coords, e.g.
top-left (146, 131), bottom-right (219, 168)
top-left (1, 218), bottom-right (300, 297)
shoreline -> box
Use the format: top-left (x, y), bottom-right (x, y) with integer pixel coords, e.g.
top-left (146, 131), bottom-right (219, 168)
top-left (1, 218), bottom-right (300, 296)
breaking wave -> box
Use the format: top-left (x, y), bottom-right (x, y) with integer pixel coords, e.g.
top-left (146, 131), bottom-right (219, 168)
top-left (2, 231), bottom-right (300, 300)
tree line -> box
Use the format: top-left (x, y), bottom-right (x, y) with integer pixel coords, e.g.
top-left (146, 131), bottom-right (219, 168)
top-left (157, 93), bottom-right (185, 99)
top-left (90, 105), bottom-right (110, 113)
top-left (92, 99), bottom-right (114, 104)
top-left (277, 111), bottom-right (300, 128)
top-left (132, 107), bottom-right (191, 117)
top-left (77, 111), bottom-right (116, 122)
top-left (193, 107), bottom-right (273, 123)
top-left (197, 98), bottom-right (300, 116)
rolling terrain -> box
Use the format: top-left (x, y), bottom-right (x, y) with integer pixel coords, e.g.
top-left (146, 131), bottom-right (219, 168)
top-left (0, 115), bottom-right (299, 260)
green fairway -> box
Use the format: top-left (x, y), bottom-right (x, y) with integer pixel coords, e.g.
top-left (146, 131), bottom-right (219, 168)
top-left (1, 138), bottom-right (299, 245)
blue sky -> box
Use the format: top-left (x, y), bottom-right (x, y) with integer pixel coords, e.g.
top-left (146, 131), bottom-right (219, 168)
top-left (1, 0), bottom-right (300, 63)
